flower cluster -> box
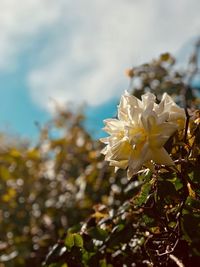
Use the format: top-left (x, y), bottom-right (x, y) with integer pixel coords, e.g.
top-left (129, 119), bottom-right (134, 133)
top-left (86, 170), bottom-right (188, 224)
top-left (101, 92), bottom-right (185, 178)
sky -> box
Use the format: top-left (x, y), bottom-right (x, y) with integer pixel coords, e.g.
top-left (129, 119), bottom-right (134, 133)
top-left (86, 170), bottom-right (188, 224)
top-left (0, 0), bottom-right (199, 139)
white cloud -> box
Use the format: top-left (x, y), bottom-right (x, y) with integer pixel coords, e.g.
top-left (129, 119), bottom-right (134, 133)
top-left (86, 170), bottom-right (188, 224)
top-left (0, 0), bottom-right (66, 70)
top-left (0, 0), bottom-right (199, 110)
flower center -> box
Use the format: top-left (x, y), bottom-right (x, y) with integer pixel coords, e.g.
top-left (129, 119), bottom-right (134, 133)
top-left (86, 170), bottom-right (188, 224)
top-left (127, 127), bottom-right (147, 147)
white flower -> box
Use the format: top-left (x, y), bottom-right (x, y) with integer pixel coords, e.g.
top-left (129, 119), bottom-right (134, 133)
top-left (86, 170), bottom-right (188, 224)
top-left (101, 91), bottom-right (185, 178)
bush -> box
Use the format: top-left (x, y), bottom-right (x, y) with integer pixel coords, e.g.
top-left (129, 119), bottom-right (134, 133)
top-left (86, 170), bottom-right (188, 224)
top-left (0, 53), bottom-right (200, 267)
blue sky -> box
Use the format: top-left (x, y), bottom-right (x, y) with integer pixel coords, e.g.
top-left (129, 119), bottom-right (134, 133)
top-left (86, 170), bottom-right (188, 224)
top-left (0, 74), bottom-right (49, 138)
top-left (0, 0), bottom-right (199, 140)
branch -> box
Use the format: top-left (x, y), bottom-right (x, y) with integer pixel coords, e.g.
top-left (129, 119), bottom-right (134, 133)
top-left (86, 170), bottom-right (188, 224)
top-left (169, 254), bottom-right (184, 267)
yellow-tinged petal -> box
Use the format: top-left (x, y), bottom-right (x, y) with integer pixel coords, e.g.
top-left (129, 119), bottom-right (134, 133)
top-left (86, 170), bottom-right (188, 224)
top-left (110, 159), bottom-right (128, 170)
top-left (127, 143), bottom-right (149, 178)
top-left (100, 91), bottom-right (184, 177)
top-left (148, 122), bottom-right (177, 147)
top-left (106, 138), bottom-right (131, 161)
top-left (150, 147), bottom-right (174, 166)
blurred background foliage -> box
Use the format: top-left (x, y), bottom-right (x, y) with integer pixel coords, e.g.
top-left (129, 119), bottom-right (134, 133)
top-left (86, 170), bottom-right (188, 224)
top-left (0, 40), bottom-right (200, 267)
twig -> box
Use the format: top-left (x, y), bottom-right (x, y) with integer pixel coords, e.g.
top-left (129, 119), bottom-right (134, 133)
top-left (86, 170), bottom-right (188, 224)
top-left (169, 254), bottom-right (184, 267)
top-left (183, 107), bottom-right (190, 144)
top-left (157, 237), bottom-right (179, 257)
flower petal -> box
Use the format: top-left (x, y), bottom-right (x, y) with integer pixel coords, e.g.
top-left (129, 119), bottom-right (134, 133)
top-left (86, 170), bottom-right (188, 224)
top-left (103, 119), bottom-right (124, 135)
top-left (150, 147), bottom-right (174, 166)
top-left (127, 143), bottom-right (149, 178)
top-left (148, 122), bottom-right (177, 147)
top-left (141, 92), bottom-right (156, 110)
top-left (100, 91), bottom-right (182, 177)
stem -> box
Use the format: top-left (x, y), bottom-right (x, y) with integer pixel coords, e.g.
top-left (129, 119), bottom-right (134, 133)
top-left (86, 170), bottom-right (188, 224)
top-left (169, 254), bottom-right (185, 267)
top-left (183, 108), bottom-right (190, 144)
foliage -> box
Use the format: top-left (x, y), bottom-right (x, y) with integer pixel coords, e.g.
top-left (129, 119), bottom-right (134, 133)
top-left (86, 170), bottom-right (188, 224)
top-left (0, 111), bottom-right (120, 266)
top-left (0, 52), bottom-right (200, 267)
top-left (44, 112), bottom-right (200, 266)
top-left (126, 52), bottom-right (198, 108)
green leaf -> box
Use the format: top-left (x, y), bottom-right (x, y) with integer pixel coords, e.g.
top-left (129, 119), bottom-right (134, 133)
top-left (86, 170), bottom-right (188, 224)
top-left (138, 169), bottom-right (152, 182)
top-left (99, 259), bottom-right (113, 267)
top-left (142, 214), bottom-right (155, 227)
top-left (100, 259), bottom-right (107, 267)
top-left (65, 233), bottom-right (74, 249)
top-left (74, 234), bottom-right (84, 248)
top-left (185, 196), bottom-right (200, 210)
top-left (189, 168), bottom-right (200, 184)
top-left (135, 182), bottom-right (152, 206)
top-left (88, 227), bottom-right (108, 241)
